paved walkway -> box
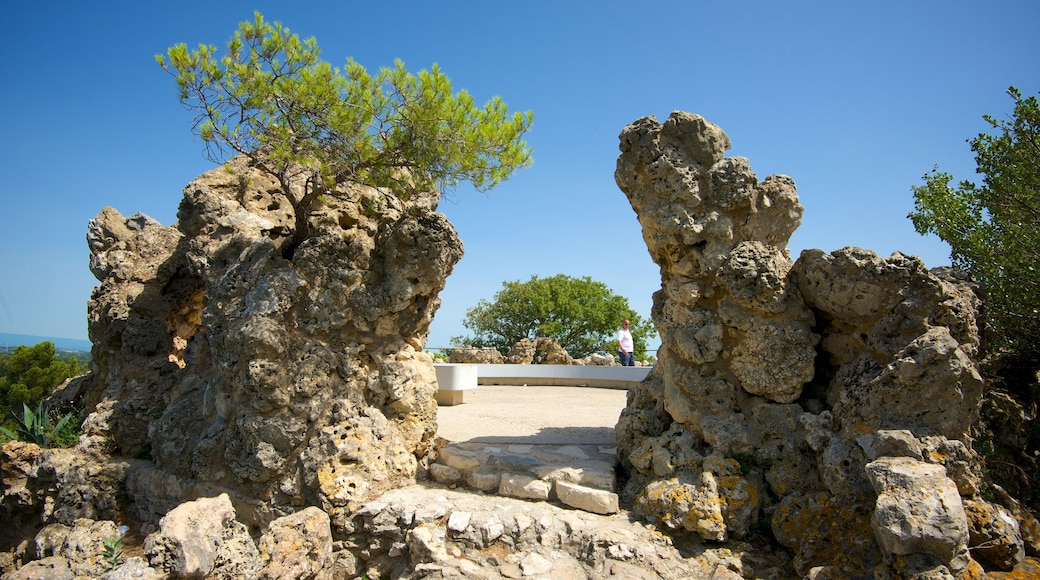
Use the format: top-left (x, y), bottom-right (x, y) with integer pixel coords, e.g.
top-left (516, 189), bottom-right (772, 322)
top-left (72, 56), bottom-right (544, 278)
top-left (435, 384), bottom-right (629, 445)
top-left (431, 385), bottom-right (631, 513)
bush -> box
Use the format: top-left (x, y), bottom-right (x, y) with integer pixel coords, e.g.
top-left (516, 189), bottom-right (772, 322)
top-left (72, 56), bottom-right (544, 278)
top-left (0, 401), bottom-right (77, 448)
top-left (0, 341), bottom-right (84, 421)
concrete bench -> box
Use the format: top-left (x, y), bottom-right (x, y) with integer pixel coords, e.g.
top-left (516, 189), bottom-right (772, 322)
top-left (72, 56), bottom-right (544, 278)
top-left (434, 363), bottom-right (652, 405)
top-left (472, 364), bottom-right (650, 389)
top-left (433, 363), bottom-right (479, 406)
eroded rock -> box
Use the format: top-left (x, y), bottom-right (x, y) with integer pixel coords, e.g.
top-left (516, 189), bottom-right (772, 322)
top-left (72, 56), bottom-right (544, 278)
top-left (614, 112), bottom-right (1007, 576)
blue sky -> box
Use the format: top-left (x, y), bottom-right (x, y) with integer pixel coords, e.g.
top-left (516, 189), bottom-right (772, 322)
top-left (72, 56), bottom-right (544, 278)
top-left (1, 1), bottom-right (1037, 353)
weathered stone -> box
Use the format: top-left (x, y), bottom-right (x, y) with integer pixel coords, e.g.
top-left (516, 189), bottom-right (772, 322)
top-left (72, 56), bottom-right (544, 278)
top-left (26, 519), bottom-right (123, 579)
top-left (963, 498), bottom-right (1024, 571)
top-left (533, 463), bottom-right (614, 491)
top-left (499, 474), bottom-right (550, 500)
top-left (437, 446), bottom-right (480, 472)
top-left (634, 474), bottom-right (727, 541)
top-left (105, 557), bottom-right (165, 580)
top-left (143, 493), bottom-right (260, 578)
top-left (449, 346), bottom-right (504, 364)
top-left (613, 112), bottom-right (992, 577)
top-left (428, 463), bottom-right (462, 485)
top-left (865, 457), bottom-right (969, 570)
top-left (466, 470), bottom-right (501, 492)
top-left (74, 156), bottom-right (462, 534)
top-left (992, 484), bottom-right (1040, 557)
top-left (3, 556), bottom-right (75, 580)
top-left (257, 507), bottom-right (333, 580)
top-left (859, 429), bottom-right (925, 461)
top-left (555, 480), bottom-right (619, 515)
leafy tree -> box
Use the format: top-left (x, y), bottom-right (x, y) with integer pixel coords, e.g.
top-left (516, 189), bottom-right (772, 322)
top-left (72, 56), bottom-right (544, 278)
top-left (157, 12), bottom-right (533, 256)
top-left (1, 342), bottom-right (84, 446)
top-left (453, 274), bottom-right (656, 359)
top-left (0, 342), bottom-right (81, 414)
top-left (909, 87), bottom-right (1040, 357)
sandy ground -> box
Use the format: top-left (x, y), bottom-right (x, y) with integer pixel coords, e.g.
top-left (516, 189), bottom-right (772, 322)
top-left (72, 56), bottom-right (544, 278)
top-left (435, 384), bottom-right (629, 445)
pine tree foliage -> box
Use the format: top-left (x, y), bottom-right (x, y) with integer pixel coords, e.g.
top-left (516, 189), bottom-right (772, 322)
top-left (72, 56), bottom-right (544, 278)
top-left (158, 12), bottom-right (533, 254)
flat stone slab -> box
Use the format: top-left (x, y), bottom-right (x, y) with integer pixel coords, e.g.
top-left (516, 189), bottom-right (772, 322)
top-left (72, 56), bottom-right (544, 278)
top-left (435, 441), bottom-right (617, 493)
top-left (433, 385), bottom-right (626, 514)
top-left (436, 384), bottom-right (628, 444)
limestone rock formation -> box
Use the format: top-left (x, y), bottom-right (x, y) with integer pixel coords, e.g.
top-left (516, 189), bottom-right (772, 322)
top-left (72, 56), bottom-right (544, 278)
top-left (77, 155), bottom-right (463, 536)
top-left (504, 337), bottom-right (573, 364)
top-left (449, 338), bottom-right (576, 365)
top-left (614, 111), bottom-right (1010, 577)
top-left (449, 337), bottom-right (633, 366)
top-left (3, 112), bottom-right (1036, 578)
top-left (448, 346), bottom-right (504, 364)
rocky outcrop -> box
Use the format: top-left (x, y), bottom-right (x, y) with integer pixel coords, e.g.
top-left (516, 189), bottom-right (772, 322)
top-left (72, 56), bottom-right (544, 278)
top-left (504, 337), bottom-right (573, 364)
top-left (4, 112), bottom-right (1037, 578)
top-left (448, 346), bottom-right (504, 364)
top-left (613, 111), bottom-right (1018, 577)
top-left (450, 338), bottom-right (617, 365)
top-left (75, 155), bottom-right (463, 537)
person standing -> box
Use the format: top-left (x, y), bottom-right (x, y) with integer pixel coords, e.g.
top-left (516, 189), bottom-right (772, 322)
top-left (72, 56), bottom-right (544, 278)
top-left (617, 319), bottom-right (635, 366)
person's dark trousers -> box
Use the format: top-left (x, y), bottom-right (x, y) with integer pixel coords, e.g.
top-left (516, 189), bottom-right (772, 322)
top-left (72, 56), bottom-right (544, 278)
top-left (619, 350), bottom-right (634, 366)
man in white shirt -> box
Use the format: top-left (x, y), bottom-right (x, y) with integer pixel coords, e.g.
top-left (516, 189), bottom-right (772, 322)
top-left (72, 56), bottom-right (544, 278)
top-left (617, 319), bottom-right (635, 366)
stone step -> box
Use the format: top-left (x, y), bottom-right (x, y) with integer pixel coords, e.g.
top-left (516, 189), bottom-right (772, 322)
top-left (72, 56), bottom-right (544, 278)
top-left (429, 442), bottom-right (621, 515)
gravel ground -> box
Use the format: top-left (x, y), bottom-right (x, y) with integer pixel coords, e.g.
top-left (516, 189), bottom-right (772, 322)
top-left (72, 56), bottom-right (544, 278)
top-left (435, 384), bottom-right (629, 445)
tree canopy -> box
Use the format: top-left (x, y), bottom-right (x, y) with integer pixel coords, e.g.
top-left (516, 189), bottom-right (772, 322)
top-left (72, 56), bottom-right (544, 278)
top-left (453, 274), bottom-right (656, 359)
top-left (157, 12), bottom-right (533, 255)
top-left (909, 86), bottom-right (1040, 357)
top-left (0, 342), bottom-right (82, 419)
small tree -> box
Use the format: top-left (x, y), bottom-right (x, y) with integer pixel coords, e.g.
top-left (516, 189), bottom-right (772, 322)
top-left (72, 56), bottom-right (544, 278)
top-left (453, 274), bottom-right (656, 359)
top-left (0, 342), bottom-right (81, 416)
top-left (908, 86), bottom-right (1040, 357)
top-left (158, 12), bottom-right (533, 256)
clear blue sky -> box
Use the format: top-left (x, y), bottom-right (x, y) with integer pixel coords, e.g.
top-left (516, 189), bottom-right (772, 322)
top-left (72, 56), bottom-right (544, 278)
top-left (1, 1), bottom-right (1037, 353)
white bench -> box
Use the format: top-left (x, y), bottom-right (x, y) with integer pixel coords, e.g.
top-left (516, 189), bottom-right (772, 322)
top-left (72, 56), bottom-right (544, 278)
top-left (433, 363), bottom-right (479, 406)
top-left (472, 364), bottom-right (650, 389)
top-left (433, 363), bottom-right (651, 405)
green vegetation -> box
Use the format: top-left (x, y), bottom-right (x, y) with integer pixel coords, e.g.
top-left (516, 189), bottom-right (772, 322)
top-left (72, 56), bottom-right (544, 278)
top-left (910, 86), bottom-right (1040, 513)
top-left (101, 532), bottom-right (125, 572)
top-left (0, 401), bottom-right (74, 447)
top-left (158, 12), bottom-right (533, 256)
top-left (1, 341), bottom-right (83, 419)
top-left (909, 86), bottom-right (1040, 359)
top-left (453, 274), bottom-right (656, 359)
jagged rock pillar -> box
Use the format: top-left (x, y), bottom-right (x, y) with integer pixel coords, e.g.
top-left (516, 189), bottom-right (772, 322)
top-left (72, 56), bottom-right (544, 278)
top-left (83, 156), bottom-right (463, 534)
top-left (613, 112), bottom-right (992, 576)
top-left (614, 111), bottom-right (815, 542)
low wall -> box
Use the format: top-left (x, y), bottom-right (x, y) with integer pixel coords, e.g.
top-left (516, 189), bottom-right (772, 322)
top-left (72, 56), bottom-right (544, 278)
top-left (470, 364), bottom-right (651, 389)
top-left (432, 364), bottom-right (651, 405)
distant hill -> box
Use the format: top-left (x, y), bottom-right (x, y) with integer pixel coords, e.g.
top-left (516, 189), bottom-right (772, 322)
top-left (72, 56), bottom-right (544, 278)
top-left (0, 333), bottom-right (92, 353)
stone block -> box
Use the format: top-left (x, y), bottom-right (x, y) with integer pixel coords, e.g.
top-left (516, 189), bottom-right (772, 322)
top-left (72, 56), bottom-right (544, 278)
top-left (429, 463), bottom-right (462, 485)
top-left (439, 447), bottom-right (480, 472)
top-left (533, 464), bottom-right (615, 491)
top-left (499, 474), bottom-right (550, 500)
top-left (555, 480), bottom-right (619, 514)
top-left (467, 470), bottom-right (501, 492)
